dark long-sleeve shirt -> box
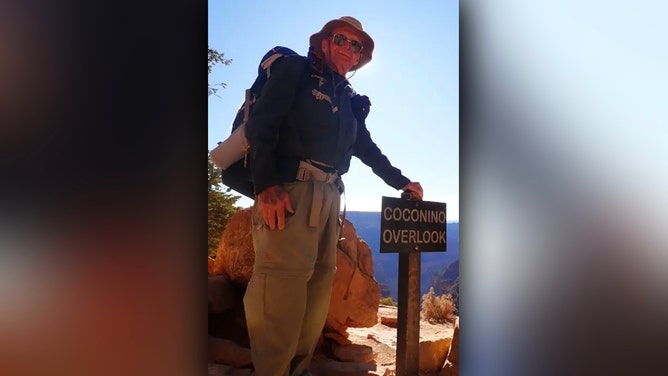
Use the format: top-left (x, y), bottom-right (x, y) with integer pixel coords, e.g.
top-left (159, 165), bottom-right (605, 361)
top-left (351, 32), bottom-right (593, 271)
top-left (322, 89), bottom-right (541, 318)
top-left (245, 53), bottom-right (410, 194)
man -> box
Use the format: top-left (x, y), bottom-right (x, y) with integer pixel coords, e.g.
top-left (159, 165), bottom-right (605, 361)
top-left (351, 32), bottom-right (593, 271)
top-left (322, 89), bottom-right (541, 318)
top-left (243, 16), bottom-right (423, 376)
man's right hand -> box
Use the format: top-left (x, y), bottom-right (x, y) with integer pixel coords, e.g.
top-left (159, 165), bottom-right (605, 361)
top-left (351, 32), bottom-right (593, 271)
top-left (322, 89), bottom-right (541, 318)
top-left (256, 185), bottom-right (294, 230)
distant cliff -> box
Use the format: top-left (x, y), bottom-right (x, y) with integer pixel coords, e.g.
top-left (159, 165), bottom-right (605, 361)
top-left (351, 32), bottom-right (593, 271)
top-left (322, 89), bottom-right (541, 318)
top-left (345, 212), bottom-right (459, 301)
top-left (431, 259), bottom-right (459, 312)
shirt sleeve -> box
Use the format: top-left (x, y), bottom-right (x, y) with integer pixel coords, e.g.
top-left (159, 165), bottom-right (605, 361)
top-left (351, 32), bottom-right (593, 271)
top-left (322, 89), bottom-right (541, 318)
top-left (353, 119), bottom-right (411, 190)
top-left (245, 56), bottom-right (305, 194)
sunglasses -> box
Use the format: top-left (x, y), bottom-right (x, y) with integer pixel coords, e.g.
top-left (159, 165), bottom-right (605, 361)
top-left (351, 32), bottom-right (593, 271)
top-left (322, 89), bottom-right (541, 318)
top-left (330, 33), bottom-right (363, 54)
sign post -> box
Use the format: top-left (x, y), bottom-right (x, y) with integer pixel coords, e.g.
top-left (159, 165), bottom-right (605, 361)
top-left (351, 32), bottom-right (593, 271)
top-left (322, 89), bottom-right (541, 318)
top-left (380, 196), bottom-right (447, 376)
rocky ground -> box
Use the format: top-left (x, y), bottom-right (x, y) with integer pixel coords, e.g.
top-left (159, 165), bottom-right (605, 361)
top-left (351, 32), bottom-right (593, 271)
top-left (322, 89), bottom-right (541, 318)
top-left (330, 305), bottom-right (456, 376)
top-left (208, 305), bottom-right (458, 376)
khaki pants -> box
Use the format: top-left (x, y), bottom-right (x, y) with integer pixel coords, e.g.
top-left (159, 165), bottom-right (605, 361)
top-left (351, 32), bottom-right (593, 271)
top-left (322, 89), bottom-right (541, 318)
top-left (244, 179), bottom-right (341, 376)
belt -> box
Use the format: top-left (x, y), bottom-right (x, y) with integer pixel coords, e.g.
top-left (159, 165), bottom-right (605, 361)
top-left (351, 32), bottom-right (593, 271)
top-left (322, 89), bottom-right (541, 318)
top-left (296, 163), bottom-right (341, 185)
top-left (295, 160), bottom-right (345, 228)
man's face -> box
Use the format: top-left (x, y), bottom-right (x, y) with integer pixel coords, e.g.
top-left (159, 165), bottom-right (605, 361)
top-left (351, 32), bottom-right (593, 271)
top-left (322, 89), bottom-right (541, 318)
top-left (321, 26), bottom-right (363, 75)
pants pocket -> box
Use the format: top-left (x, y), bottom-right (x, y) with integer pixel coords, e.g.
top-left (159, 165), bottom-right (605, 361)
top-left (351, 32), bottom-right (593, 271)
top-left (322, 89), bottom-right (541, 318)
top-left (244, 272), bottom-right (266, 320)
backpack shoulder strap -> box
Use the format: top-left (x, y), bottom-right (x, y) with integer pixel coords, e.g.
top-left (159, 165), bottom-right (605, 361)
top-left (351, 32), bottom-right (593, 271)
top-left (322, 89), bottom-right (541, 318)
top-left (259, 46), bottom-right (299, 77)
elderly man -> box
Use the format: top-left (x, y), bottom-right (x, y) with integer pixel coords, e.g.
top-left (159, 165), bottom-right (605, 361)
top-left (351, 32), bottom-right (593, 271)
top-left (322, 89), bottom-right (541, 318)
top-left (243, 16), bottom-right (423, 376)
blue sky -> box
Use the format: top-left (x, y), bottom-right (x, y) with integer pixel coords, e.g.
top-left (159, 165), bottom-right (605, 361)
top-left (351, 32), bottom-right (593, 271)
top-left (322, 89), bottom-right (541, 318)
top-left (208, 1), bottom-right (459, 220)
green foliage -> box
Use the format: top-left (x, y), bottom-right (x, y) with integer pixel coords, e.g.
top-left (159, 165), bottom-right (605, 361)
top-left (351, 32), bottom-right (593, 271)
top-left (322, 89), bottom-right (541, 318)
top-left (208, 153), bottom-right (242, 257)
top-left (207, 46), bottom-right (239, 256)
top-left (208, 152), bottom-right (223, 191)
top-left (379, 296), bottom-right (398, 307)
top-left (208, 47), bottom-right (232, 97)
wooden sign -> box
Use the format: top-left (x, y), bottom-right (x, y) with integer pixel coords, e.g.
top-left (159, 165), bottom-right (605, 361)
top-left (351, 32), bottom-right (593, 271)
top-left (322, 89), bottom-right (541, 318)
top-left (379, 196), bottom-right (447, 376)
top-left (380, 196), bottom-right (447, 253)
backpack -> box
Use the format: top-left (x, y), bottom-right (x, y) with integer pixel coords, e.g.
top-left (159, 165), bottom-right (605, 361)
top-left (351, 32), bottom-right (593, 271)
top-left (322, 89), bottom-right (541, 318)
top-left (210, 46), bottom-right (372, 199)
top-left (210, 46), bottom-right (300, 199)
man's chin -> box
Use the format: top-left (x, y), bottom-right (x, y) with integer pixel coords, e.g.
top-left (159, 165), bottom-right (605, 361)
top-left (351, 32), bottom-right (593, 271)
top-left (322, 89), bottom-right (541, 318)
top-left (334, 60), bottom-right (355, 72)
top-left (335, 52), bottom-right (354, 61)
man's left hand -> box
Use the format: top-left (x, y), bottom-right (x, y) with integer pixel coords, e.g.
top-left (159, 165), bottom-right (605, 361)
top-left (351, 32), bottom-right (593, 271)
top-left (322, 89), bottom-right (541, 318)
top-left (401, 182), bottom-right (423, 200)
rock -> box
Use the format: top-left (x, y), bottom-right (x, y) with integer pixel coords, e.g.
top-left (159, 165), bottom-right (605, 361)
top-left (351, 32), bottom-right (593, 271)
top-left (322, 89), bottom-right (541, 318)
top-left (440, 317), bottom-right (459, 376)
top-left (208, 336), bottom-right (252, 368)
top-left (208, 309), bottom-right (250, 348)
top-left (367, 333), bottom-right (382, 344)
top-left (208, 363), bottom-right (253, 376)
top-left (338, 219), bottom-right (376, 278)
top-left (331, 343), bottom-right (377, 363)
top-left (208, 274), bottom-right (242, 314)
top-left (419, 338), bottom-right (451, 375)
top-left (337, 220), bottom-right (359, 262)
top-left (380, 316), bottom-right (397, 328)
top-left (213, 208), bottom-right (254, 284)
top-left (440, 360), bottom-right (456, 376)
top-left (310, 354), bottom-right (379, 376)
top-left (324, 330), bottom-right (353, 346)
top-left (325, 316), bottom-right (350, 339)
top-left (208, 257), bottom-right (216, 275)
top-left (326, 219), bottom-right (381, 334)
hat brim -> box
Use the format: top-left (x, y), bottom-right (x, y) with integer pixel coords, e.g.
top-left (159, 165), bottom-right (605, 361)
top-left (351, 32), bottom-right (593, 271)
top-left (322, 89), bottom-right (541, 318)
top-left (309, 19), bottom-right (374, 71)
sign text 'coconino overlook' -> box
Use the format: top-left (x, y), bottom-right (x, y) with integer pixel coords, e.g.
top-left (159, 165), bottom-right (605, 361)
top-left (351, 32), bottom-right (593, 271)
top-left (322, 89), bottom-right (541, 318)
top-left (379, 197), bottom-right (447, 253)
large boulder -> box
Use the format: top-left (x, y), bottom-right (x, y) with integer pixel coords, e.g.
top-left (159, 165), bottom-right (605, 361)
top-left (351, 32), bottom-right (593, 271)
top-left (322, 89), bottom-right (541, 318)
top-left (208, 257), bottom-right (215, 275)
top-left (419, 338), bottom-right (451, 375)
top-left (440, 317), bottom-right (459, 376)
top-left (212, 209), bottom-right (254, 285)
top-left (325, 219), bottom-right (380, 332)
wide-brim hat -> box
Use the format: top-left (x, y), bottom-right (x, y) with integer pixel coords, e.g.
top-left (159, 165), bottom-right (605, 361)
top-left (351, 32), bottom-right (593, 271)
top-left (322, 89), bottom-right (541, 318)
top-left (309, 16), bottom-right (374, 71)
